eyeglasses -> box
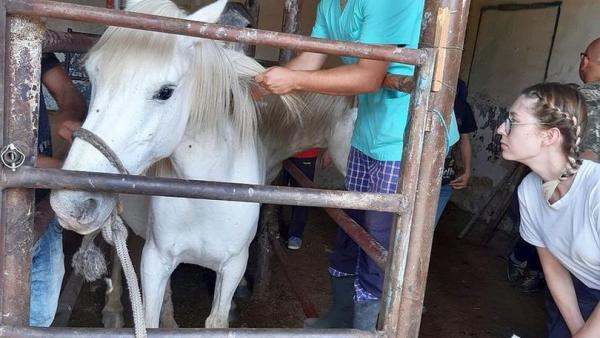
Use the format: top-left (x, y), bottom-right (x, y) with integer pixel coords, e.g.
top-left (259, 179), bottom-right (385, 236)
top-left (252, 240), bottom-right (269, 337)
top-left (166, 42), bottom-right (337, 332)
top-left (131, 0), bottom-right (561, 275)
top-left (502, 117), bottom-right (548, 135)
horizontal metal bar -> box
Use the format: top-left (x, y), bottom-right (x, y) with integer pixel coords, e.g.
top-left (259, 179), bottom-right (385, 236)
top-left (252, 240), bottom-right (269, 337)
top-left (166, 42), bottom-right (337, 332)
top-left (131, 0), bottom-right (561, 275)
top-left (282, 160), bottom-right (388, 269)
top-left (43, 29), bottom-right (97, 53)
top-left (0, 167), bottom-right (404, 213)
top-left (6, 0), bottom-right (426, 65)
top-left (0, 326), bottom-right (380, 338)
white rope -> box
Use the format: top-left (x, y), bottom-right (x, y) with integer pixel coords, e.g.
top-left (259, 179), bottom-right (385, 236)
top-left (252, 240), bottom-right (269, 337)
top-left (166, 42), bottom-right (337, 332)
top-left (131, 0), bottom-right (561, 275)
top-left (102, 212), bottom-right (147, 338)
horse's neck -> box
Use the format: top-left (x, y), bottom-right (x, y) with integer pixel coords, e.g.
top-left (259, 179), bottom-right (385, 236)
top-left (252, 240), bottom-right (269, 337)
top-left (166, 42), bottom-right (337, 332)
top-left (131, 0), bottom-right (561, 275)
top-left (260, 93), bottom-right (354, 176)
top-left (168, 127), bottom-right (265, 184)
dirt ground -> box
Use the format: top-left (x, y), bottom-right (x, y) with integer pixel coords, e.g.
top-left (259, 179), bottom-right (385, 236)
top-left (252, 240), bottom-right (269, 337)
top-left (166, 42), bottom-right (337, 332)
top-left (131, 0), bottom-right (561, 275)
top-left (63, 202), bottom-right (546, 337)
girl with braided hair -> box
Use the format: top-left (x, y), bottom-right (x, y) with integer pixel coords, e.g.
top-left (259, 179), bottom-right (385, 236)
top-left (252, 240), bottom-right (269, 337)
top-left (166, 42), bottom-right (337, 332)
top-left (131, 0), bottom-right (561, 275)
top-left (497, 82), bottom-right (600, 337)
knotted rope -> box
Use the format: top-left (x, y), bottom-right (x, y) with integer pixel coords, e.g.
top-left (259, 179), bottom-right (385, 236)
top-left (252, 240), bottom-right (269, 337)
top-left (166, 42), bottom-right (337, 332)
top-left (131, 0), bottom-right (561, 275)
top-left (71, 128), bottom-right (147, 338)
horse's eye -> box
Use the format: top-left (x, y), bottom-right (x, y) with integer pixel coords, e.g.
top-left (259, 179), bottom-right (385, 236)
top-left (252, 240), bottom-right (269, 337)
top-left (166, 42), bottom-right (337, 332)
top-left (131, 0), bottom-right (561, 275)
top-left (153, 86), bottom-right (175, 101)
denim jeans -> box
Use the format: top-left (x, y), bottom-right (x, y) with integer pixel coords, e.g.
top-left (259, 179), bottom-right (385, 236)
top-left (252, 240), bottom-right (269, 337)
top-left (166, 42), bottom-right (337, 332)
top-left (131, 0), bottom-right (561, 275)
top-left (435, 184), bottom-right (453, 225)
top-left (29, 218), bottom-right (64, 327)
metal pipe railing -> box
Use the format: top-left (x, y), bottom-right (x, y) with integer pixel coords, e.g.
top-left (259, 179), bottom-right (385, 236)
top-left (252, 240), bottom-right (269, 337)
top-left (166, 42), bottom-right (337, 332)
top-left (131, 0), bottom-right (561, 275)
top-left (0, 166), bottom-right (405, 213)
top-left (6, 0), bottom-right (427, 66)
top-left (283, 160), bottom-right (388, 269)
top-left (391, 1), bottom-right (471, 337)
top-left (0, 325), bottom-right (380, 338)
top-left (0, 15), bottom-right (44, 326)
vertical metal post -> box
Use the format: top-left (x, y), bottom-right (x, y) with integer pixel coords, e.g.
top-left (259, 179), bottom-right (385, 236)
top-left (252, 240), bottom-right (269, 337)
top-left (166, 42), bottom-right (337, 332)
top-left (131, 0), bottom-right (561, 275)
top-left (379, 49), bottom-right (435, 332)
top-left (0, 14), bottom-right (44, 325)
top-left (391, 1), bottom-right (471, 337)
top-left (278, 0), bottom-right (302, 63)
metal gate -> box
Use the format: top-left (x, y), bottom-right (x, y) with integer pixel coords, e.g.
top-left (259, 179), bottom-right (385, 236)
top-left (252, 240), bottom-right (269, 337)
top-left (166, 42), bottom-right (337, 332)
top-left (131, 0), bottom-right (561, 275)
top-left (0, 0), bottom-right (470, 336)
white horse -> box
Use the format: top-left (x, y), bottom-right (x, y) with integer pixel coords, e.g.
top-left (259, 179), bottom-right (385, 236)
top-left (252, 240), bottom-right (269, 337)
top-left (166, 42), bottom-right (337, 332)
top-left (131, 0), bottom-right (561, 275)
top-left (50, 0), bottom-right (354, 328)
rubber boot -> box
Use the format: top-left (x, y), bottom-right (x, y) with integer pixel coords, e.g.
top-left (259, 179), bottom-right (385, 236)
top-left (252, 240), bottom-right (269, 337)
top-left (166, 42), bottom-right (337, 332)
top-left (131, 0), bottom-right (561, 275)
top-left (353, 299), bottom-right (380, 331)
top-left (304, 276), bottom-right (354, 328)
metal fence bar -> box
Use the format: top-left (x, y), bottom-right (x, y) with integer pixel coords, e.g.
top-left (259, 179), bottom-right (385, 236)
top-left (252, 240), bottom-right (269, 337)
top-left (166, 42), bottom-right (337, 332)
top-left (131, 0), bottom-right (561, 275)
top-left (392, 1), bottom-right (471, 337)
top-left (43, 29), bottom-right (97, 53)
top-left (0, 15), bottom-right (45, 325)
top-left (379, 48), bottom-right (436, 332)
top-left (0, 167), bottom-right (405, 213)
top-left (282, 160), bottom-right (388, 269)
top-left (5, 0), bottom-right (426, 66)
top-left (278, 0), bottom-right (301, 63)
top-left (0, 325), bottom-right (381, 338)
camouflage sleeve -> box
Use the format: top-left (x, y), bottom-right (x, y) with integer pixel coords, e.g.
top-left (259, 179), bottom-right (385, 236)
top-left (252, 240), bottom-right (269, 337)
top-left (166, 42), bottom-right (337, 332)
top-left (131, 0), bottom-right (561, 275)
top-left (580, 86), bottom-right (600, 157)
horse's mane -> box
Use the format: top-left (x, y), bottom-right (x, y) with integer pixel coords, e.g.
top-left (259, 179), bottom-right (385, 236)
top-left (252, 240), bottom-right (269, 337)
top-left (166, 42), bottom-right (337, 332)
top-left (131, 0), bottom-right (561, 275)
top-left (86, 0), bottom-right (304, 147)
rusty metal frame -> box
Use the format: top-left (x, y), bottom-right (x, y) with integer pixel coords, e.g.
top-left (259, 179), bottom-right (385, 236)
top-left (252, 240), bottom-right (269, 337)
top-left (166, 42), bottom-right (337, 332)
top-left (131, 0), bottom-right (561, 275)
top-left (0, 0), bottom-right (470, 337)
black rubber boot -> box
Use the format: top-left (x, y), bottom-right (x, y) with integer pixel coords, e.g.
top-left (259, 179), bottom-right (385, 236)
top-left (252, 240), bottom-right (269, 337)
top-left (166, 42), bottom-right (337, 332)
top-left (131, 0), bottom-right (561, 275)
top-left (304, 276), bottom-right (354, 328)
top-left (353, 299), bottom-right (380, 331)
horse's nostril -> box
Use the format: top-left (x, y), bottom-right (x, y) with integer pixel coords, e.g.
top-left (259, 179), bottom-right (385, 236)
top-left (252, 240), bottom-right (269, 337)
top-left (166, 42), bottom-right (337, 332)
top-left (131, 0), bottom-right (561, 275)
top-left (78, 198), bottom-right (98, 222)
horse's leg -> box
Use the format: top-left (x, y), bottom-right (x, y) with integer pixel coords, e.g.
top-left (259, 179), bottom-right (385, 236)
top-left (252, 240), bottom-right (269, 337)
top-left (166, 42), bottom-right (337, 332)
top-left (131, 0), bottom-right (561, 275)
top-left (159, 279), bottom-right (178, 328)
top-left (205, 250), bottom-right (249, 328)
top-left (141, 240), bottom-right (176, 328)
top-left (102, 249), bottom-right (125, 328)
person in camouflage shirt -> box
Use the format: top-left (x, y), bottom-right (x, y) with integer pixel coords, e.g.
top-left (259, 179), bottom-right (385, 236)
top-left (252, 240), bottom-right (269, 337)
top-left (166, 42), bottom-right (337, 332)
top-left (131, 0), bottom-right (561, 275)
top-left (579, 37), bottom-right (600, 161)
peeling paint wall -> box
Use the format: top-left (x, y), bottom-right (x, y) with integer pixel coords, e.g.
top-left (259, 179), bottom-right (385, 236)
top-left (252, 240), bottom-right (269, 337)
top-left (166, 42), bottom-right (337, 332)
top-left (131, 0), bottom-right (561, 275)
top-left (453, 0), bottom-right (600, 213)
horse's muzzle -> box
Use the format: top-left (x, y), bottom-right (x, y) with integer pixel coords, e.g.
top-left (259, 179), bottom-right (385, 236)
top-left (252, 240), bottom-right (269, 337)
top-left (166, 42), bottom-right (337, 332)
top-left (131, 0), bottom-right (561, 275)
top-left (50, 190), bottom-right (116, 235)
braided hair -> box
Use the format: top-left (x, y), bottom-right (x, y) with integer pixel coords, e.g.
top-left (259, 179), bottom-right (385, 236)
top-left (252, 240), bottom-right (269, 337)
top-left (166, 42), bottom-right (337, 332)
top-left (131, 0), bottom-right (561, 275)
top-left (520, 83), bottom-right (588, 199)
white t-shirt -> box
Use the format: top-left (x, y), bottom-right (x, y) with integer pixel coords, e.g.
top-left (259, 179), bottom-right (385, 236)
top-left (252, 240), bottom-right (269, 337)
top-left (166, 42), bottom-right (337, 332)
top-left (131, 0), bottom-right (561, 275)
top-left (519, 160), bottom-right (600, 290)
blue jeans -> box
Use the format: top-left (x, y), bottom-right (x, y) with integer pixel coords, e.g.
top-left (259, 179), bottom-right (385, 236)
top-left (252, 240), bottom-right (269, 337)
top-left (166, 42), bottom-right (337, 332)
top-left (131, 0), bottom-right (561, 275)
top-left (435, 184), bottom-right (453, 225)
top-left (29, 218), bottom-right (64, 327)
top-left (546, 275), bottom-right (600, 338)
top-left (282, 156), bottom-right (317, 239)
top-left (330, 147), bottom-right (402, 300)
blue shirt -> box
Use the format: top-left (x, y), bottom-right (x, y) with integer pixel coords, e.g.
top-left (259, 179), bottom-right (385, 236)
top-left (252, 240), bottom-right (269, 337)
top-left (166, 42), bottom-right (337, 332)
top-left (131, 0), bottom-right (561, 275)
top-left (311, 0), bottom-right (459, 160)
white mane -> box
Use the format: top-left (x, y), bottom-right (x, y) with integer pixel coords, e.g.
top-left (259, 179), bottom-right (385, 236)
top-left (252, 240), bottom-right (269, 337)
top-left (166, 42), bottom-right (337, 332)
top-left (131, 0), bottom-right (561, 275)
top-left (86, 0), bottom-right (304, 145)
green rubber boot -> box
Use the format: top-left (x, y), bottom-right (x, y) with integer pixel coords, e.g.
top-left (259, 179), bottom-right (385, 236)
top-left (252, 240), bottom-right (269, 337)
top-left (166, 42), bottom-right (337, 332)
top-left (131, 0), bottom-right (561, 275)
top-left (353, 299), bottom-right (380, 331)
top-left (304, 276), bottom-right (354, 328)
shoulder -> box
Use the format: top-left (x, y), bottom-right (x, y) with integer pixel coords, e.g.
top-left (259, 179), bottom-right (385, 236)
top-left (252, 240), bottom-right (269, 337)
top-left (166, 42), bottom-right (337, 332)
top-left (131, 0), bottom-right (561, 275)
top-left (41, 53), bottom-right (61, 75)
top-left (580, 82), bottom-right (600, 103)
top-left (519, 171), bottom-right (541, 194)
top-left (579, 160), bottom-right (600, 189)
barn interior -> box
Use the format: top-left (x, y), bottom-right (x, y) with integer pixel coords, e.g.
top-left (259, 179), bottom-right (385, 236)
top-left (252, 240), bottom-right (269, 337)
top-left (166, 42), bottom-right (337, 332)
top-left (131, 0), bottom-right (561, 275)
top-left (3, 0), bottom-right (600, 337)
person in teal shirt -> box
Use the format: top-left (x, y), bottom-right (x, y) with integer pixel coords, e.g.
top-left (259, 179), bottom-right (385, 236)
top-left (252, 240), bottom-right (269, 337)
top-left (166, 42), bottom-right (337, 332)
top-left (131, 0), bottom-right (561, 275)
top-left (255, 0), bottom-right (459, 330)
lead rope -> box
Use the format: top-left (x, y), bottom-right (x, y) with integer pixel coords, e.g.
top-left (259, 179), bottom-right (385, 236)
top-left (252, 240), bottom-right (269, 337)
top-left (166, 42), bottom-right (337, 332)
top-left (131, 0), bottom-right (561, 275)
top-left (72, 128), bottom-right (147, 338)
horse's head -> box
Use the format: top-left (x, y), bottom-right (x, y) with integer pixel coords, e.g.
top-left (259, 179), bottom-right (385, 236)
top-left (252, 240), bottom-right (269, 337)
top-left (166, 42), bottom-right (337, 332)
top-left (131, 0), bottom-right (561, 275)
top-left (51, 0), bottom-right (228, 234)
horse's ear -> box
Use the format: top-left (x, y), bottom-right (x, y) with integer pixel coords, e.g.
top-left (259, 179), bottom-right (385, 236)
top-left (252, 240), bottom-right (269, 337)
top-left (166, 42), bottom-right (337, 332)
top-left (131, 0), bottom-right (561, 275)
top-left (187, 0), bottom-right (228, 24)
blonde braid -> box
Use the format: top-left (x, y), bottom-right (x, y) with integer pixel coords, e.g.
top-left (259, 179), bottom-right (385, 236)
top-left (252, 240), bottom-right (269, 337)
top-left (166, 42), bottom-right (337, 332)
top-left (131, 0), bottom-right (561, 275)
top-left (521, 83), bottom-right (587, 200)
top-left (535, 95), bottom-right (584, 199)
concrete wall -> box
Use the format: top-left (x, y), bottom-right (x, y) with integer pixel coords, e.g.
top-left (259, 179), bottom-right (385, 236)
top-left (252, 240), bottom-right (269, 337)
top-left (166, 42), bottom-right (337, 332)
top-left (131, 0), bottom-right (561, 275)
top-left (452, 0), bottom-right (600, 213)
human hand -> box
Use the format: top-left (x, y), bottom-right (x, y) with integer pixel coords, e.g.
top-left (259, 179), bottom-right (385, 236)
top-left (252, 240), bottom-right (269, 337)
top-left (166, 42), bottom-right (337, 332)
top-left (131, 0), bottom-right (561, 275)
top-left (319, 149), bottom-right (333, 169)
top-left (254, 66), bottom-right (299, 95)
top-left (450, 172), bottom-right (470, 189)
top-left (56, 119), bottom-right (82, 144)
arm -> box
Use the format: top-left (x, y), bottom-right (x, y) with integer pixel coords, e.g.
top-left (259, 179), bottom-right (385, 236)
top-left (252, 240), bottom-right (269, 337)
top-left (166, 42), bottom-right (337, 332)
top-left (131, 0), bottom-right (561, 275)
top-left (538, 247), bottom-right (585, 335)
top-left (450, 133), bottom-right (473, 189)
top-left (254, 57), bottom-right (389, 96)
top-left (37, 65), bottom-right (86, 169)
top-left (285, 51), bottom-right (328, 71)
top-left (574, 305), bottom-right (600, 338)
top-left (42, 65), bottom-right (86, 139)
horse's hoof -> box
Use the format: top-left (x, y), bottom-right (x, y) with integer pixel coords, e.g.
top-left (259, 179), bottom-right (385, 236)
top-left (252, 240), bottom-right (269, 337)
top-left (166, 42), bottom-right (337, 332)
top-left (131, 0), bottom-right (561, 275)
top-left (102, 311), bottom-right (125, 328)
top-left (205, 316), bottom-right (229, 328)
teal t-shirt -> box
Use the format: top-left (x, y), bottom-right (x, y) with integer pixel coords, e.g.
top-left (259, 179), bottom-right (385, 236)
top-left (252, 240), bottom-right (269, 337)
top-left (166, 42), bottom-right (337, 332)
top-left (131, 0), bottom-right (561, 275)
top-left (311, 0), bottom-right (459, 160)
